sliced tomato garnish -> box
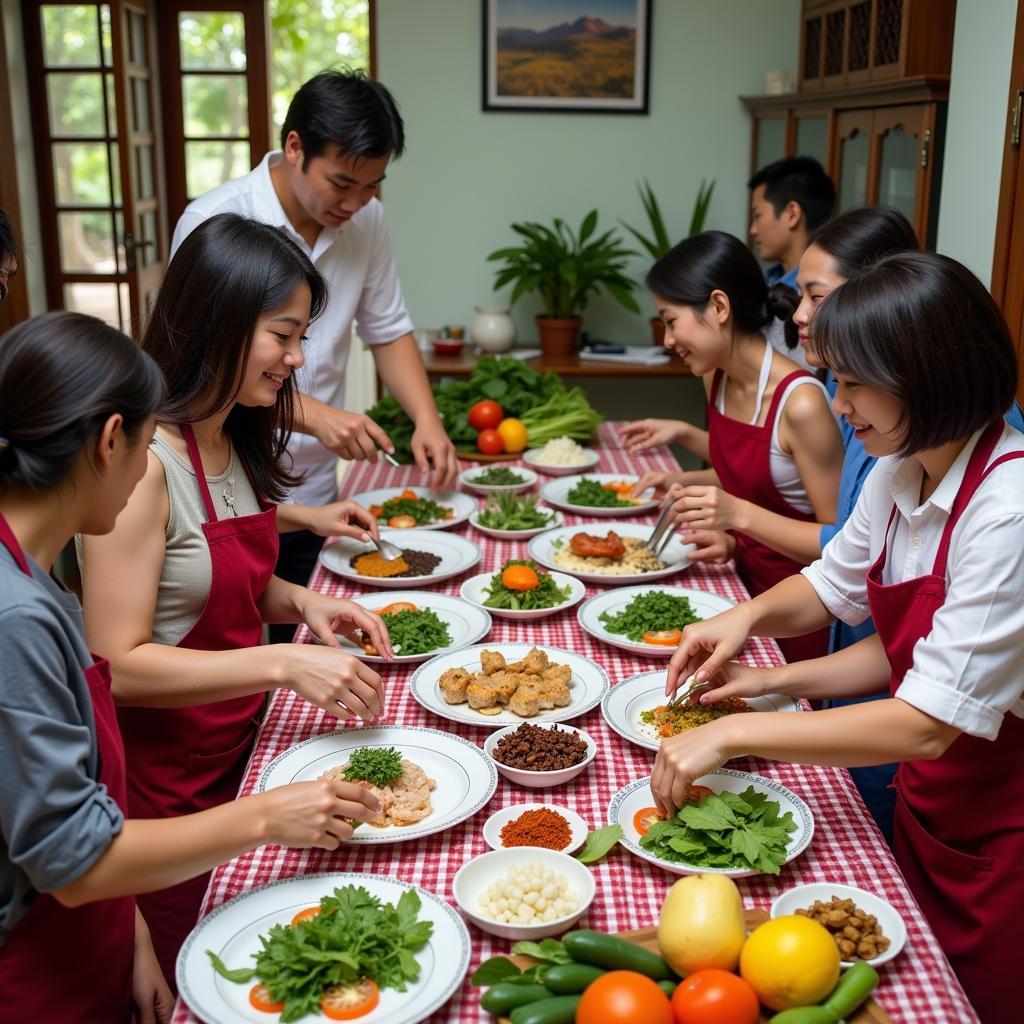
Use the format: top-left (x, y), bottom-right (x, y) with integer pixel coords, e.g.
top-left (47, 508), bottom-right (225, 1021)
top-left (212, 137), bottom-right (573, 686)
top-left (642, 628), bottom-right (683, 646)
top-left (369, 505), bottom-right (384, 517)
top-left (249, 982), bottom-right (285, 1013)
top-left (632, 806), bottom-right (666, 836)
top-left (320, 979), bottom-right (380, 1020)
top-left (388, 514), bottom-right (417, 528)
top-left (290, 906), bottom-right (320, 927)
top-left (686, 785), bottom-right (716, 802)
top-left (399, 489), bottom-right (418, 500)
top-left (379, 601), bottom-right (417, 615)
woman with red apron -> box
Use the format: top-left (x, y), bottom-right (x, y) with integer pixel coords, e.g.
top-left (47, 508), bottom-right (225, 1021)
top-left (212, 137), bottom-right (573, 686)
top-left (648, 252), bottom-right (1024, 1023)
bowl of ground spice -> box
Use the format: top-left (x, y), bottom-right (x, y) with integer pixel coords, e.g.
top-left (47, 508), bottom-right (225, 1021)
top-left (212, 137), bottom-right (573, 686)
top-left (483, 803), bottom-right (588, 853)
top-left (483, 722), bottom-right (597, 788)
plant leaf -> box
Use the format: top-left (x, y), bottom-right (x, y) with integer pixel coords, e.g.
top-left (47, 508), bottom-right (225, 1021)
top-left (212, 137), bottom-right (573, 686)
top-left (575, 824), bottom-right (624, 863)
top-left (470, 956), bottom-right (521, 986)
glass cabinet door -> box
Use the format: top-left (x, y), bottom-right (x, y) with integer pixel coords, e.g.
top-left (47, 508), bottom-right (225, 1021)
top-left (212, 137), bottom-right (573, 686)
top-left (795, 115), bottom-right (828, 166)
top-left (873, 105), bottom-right (929, 236)
top-left (754, 115), bottom-right (787, 170)
top-left (834, 110), bottom-right (873, 212)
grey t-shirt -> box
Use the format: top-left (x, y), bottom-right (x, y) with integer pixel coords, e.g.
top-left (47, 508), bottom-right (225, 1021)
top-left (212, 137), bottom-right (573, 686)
top-left (0, 544), bottom-right (124, 941)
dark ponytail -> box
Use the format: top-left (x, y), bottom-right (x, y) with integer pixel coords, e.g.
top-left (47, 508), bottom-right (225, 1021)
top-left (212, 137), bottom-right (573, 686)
top-left (646, 230), bottom-right (797, 349)
top-left (0, 312), bottom-right (165, 490)
top-left (807, 206), bottom-right (918, 277)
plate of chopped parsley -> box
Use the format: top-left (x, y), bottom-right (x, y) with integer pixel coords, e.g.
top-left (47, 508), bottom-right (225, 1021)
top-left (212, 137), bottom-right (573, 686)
top-left (333, 591), bottom-right (491, 663)
top-left (177, 871), bottom-right (471, 1024)
top-left (460, 560), bottom-right (586, 621)
top-left (577, 585), bottom-right (735, 657)
top-left (539, 473), bottom-right (660, 517)
top-left (469, 492), bottom-right (563, 539)
top-left (459, 465), bottom-right (537, 494)
top-left (350, 486), bottom-right (476, 529)
top-left (608, 769), bottom-right (814, 877)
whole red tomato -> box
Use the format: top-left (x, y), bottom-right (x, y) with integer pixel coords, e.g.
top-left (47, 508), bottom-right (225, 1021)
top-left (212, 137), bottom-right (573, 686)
top-left (576, 971), bottom-right (673, 1024)
top-left (476, 429), bottom-right (504, 455)
top-left (468, 399), bottom-right (504, 431)
top-left (671, 969), bottom-right (760, 1024)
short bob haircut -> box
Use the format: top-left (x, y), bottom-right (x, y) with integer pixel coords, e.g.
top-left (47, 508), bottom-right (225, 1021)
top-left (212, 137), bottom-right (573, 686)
top-left (281, 69), bottom-right (405, 169)
top-left (807, 205), bottom-right (918, 278)
top-left (748, 156), bottom-right (835, 234)
top-left (811, 251), bottom-right (1018, 457)
top-left (142, 213), bottom-right (328, 503)
top-left (0, 311), bottom-right (164, 491)
top-left (647, 230), bottom-right (799, 349)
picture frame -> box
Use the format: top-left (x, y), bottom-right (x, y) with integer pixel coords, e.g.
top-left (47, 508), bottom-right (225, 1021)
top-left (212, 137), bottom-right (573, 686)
top-left (482, 0), bottom-right (652, 114)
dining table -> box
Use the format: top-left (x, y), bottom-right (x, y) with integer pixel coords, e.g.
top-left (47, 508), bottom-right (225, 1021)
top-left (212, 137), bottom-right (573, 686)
top-left (172, 422), bottom-right (977, 1024)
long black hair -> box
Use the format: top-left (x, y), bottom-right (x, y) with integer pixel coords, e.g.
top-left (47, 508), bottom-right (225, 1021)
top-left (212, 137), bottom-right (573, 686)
top-left (143, 214), bottom-right (328, 502)
top-left (647, 230), bottom-right (799, 349)
top-left (807, 206), bottom-right (918, 277)
top-left (0, 312), bottom-right (165, 490)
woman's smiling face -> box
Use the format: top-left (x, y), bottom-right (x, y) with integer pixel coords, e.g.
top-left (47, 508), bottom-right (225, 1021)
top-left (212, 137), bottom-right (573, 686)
top-left (793, 244), bottom-right (846, 369)
top-left (654, 292), bottom-right (729, 375)
top-left (830, 374), bottom-right (906, 456)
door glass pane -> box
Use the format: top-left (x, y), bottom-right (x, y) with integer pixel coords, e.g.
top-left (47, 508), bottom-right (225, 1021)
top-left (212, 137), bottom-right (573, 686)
top-left (131, 77), bottom-right (151, 133)
top-left (839, 131), bottom-right (869, 210)
top-left (755, 118), bottom-right (786, 169)
top-left (114, 209), bottom-right (126, 272)
top-left (878, 126), bottom-right (919, 224)
top-left (100, 4), bottom-right (112, 66)
top-left (135, 145), bottom-right (155, 200)
top-left (105, 73), bottom-right (117, 136)
top-left (128, 10), bottom-right (147, 67)
top-left (795, 117), bottom-right (828, 166)
top-left (42, 5), bottom-right (101, 67)
top-left (179, 12), bottom-right (247, 70)
top-left (183, 75), bottom-right (248, 137)
top-left (185, 140), bottom-right (250, 197)
top-left (58, 211), bottom-right (115, 272)
top-left (53, 142), bottom-right (111, 205)
top-left (109, 142), bottom-right (122, 203)
top-left (140, 211), bottom-right (158, 268)
top-left (47, 72), bottom-right (106, 136)
top-left (119, 282), bottom-right (132, 335)
top-left (64, 282), bottom-right (119, 326)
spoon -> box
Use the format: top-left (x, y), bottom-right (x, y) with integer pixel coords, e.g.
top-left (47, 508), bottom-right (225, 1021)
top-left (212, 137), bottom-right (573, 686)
top-left (372, 534), bottom-right (406, 561)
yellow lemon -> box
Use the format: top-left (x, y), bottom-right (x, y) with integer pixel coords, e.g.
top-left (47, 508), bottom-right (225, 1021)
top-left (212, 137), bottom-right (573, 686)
top-left (739, 915), bottom-right (840, 1011)
top-left (496, 418), bottom-right (528, 453)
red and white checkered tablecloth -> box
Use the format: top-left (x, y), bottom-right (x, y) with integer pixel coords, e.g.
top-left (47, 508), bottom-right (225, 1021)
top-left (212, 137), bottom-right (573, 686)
top-left (174, 422), bottom-right (976, 1024)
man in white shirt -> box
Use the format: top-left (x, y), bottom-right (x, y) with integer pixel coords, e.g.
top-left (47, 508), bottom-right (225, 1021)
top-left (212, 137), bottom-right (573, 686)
top-left (171, 71), bottom-right (458, 625)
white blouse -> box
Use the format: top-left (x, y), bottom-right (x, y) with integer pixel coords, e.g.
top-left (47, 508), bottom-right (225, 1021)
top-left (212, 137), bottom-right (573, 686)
top-left (802, 424), bottom-right (1024, 739)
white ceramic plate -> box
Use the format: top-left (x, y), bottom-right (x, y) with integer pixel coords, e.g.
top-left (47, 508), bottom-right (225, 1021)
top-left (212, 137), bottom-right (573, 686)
top-left (256, 726), bottom-right (497, 844)
top-left (319, 529), bottom-right (481, 589)
top-left (331, 590), bottom-right (491, 663)
top-left (528, 522), bottom-right (693, 585)
top-left (609, 769), bottom-right (814, 878)
top-left (469, 507), bottom-right (564, 540)
top-left (482, 803), bottom-right (589, 854)
top-left (459, 570), bottom-right (586, 621)
top-left (522, 446), bottom-right (600, 476)
top-left (539, 473), bottom-right (660, 517)
top-left (459, 465), bottom-right (538, 495)
top-left (176, 872), bottom-right (470, 1024)
top-left (578, 585), bottom-right (735, 658)
top-left (601, 671), bottom-right (802, 752)
top-left (770, 882), bottom-right (907, 968)
top-left (409, 643), bottom-right (610, 729)
top-left (348, 485), bottom-right (476, 529)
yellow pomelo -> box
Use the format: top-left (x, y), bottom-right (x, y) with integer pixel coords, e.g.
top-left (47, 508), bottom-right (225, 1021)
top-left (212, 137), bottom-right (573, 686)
top-left (658, 874), bottom-right (746, 975)
top-left (739, 915), bottom-right (840, 1011)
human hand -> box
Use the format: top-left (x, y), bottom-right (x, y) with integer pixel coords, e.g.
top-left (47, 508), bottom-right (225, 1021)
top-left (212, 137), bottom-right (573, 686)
top-left (299, 593), bottom-right (393, 661)
top-left (679, 527), bottom-right (737, 564)
top-left (650, 720), bottom-right (732, 816)
top-left (259, 777), bottom-right (384, 849)
top-left (132, 912), bottom-right (174, 1024)
top-left (631, 469), bottom-right (688, 498)
top-left (410, 418), bottom-right (459, 490)
top-left (275, 643), bottom-right (386, 721)
top-left (666, 484), bottom-right (744, 532)
top-left (299, 500), bottom-right (380, 542)
top-left (313, 406), bottom-right (394, 462)
top-left (665, 605), bottom-right (753, 697)
top-left (619, 418), bottom-right (687, 453)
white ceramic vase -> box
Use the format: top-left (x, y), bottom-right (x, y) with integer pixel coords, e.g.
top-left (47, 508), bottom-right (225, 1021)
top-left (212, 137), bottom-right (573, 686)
top-left (471, 306), bottom-right (516, 353)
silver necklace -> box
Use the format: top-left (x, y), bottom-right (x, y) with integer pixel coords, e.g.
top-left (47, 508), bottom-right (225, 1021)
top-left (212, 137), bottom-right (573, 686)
top-left (221, 473), bottom-right (237, 516)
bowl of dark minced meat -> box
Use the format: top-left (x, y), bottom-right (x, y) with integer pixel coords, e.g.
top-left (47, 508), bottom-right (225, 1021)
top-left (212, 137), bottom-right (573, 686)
top-left (484, 722), bottom-right (597, 788)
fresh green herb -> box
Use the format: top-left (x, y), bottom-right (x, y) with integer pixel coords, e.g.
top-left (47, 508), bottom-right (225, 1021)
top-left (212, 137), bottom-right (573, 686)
top-left (206, 885), bottom-right (433, 1022)
top-left (510, 939), bottom-right (572, 965)
top-left (639, 787), bottom-right (797, 875)
top-left (381, 607), bottom-right (451, 655)
top-left (566, 478), bottom-right (635, 508)
top-left (483, 559), bottom-right (573, 611)
top-left (471, 466), bottom-right (527, 487)
top-left (477, 492), bottom-right (556, 531)
top-left (471, 956), bottom-right (524, 986)
top-left (372, 493), bottom-right (452, 525)
top-left (599, 591), bottom-right (701, 643)
top-left (342, 746), bottom-right (405, 788)
top-left (575, 824), bottom-right (624, 864)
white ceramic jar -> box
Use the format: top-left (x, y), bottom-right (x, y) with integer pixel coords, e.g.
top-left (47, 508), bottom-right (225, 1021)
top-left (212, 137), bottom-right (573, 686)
top-left (471, 306), bottom-right (516, 353)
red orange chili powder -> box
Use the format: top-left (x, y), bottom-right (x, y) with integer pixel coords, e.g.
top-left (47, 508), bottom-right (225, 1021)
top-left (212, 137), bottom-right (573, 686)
top-left (499, 808), bottom-right (572, 851)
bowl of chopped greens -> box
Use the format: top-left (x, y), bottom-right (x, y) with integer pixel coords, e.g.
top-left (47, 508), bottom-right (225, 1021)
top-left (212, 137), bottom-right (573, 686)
top-left (460, 561), bottom-right (585, 621)
top-left (608, 768), bottom-right (814, 878)
top-left (539, 473), bottom-right (660, 517)
top-left (459, 465), bottom-right (538, 495)
top-left (577, 585), bottom-right (735, 657)
top-left (331, 591), bottom-right (491, 663)
top-left (469, 492), bottom-right (563, 539)
top-left (349, 486), bottom-right (476, 529)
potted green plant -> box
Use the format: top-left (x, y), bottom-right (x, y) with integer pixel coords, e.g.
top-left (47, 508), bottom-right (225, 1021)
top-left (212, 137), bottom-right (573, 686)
top-left (621, 177), bottom-right (715, 344)
top-left (487, 210), bottom-right (640, 358)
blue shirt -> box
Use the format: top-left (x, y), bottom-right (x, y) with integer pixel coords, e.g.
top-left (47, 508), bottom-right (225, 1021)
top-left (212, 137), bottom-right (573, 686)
top-left (766, 264), bottom-right (799, 289)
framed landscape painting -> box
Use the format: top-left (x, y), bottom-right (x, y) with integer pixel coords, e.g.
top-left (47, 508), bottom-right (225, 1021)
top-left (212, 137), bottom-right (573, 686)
top-left (483, 0), bottom-right (652, 113)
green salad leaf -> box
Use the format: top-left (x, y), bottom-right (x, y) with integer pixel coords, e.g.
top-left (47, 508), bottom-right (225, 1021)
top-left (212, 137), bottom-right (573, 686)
top-left (575, 824), bottom-right (624, 864)
top-left (567, 477), bottom-right (634, 508)
top-left (207, 885), bottom-right (434, 1022)
top-left (599, 591), bottom-right (701, 642)
top-left (374, 493), bottom-right (451, 525)
top-left (470, 466), bottom-right (527, 486)
top-left (477, 492), bottom-right (555, 531)
top-left (342, 746), bottom-right (404, 788)
top-left (381, 607), bottom-right (451, 655)
top-left (639, 787), bottom-right (797, 875)
top-left (482, 559), bottom-right (573, 610)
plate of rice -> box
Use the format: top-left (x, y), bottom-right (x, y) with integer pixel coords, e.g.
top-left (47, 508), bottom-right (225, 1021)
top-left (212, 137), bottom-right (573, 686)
top-left (522, 438), bottom-right (600, 476)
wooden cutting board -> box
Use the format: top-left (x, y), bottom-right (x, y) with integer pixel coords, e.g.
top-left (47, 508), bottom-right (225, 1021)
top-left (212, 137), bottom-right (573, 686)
top-left (498, 909), bottom-right (892, 1024)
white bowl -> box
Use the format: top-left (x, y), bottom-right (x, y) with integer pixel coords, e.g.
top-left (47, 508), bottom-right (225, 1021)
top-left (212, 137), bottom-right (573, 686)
top-left (522, 447), bottom-right (600, 476)
top-left (452, 847), bottom-right (596, 940)
top-left (484, 722), bottom-right (597, 788)
top-left (482, 803), bottom-right (589, 854)
top-left (459, 570), bottom-right (586, 621)
top-left (770, 882), bottom-right (907, 968)
top-left (469, 507), bottom-right (563, 540)
top-left (459, 465), bottom-right (538, 495)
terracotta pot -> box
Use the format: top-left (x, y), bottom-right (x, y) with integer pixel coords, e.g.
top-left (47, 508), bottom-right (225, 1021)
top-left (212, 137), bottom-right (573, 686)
top-left (650, 316), bottom-right (666, 346)
top-left (536, 315), bottom-right (582, 358)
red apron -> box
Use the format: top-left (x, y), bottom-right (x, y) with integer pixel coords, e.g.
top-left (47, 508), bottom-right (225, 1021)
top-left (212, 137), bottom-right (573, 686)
top-left (707, 366), bottom-right (829, 662)
top-left (0, 515), bottom-right (136, 1023)
top-left (117, 424), bottom-right (279, 984)
top-left (866, 420), bottom-right (1024, 1024)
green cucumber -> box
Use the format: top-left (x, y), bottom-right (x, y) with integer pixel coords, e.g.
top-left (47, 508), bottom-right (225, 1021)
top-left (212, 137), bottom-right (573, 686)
top-left (541, 962), bottom-right (606, 994)
top-left (658, 979), bottom-right (678, 998)
top-left (509, 994), bottom-right (582, 1024)
top-left (769, 1008), bottom-right (837, 1024)
top-left (562, 930), bottom-right (674, 980)
top-left (480, 982), bottom-right (553, 1015)
top-left (822, 960), bottom-right (879, 1018)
